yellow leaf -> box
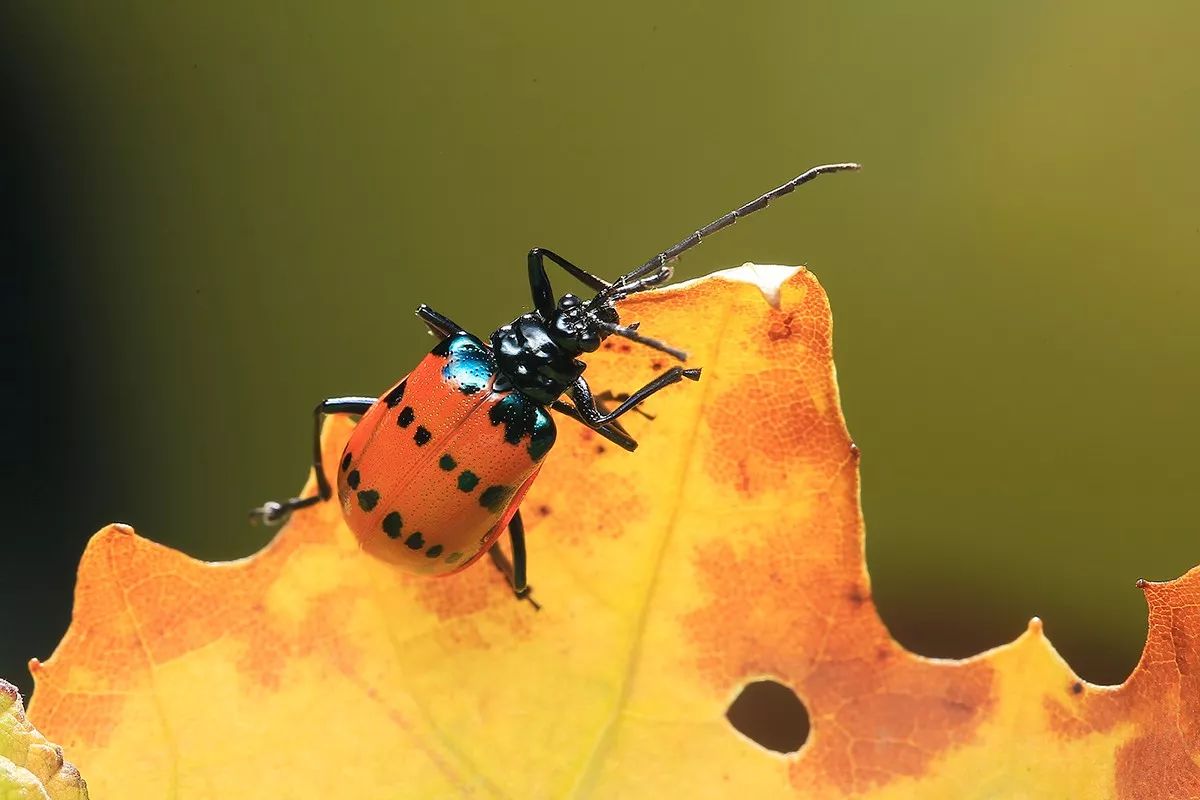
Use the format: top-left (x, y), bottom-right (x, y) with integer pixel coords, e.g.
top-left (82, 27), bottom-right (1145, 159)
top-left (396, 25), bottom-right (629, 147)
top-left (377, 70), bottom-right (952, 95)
top-left (27, 265), bottom-right (1200, 798)
top-left (1, 679), bottom-right (88, 799)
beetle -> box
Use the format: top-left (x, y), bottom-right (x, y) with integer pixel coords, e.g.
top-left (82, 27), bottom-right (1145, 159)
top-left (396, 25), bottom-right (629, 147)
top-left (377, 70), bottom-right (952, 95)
top-left (251, 162), bottom-right (860, 608)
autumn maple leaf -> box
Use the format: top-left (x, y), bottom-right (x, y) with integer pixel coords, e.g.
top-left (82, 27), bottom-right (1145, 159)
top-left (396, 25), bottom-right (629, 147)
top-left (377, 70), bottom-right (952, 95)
top-left (17, 265), bottom-right (1200, 798)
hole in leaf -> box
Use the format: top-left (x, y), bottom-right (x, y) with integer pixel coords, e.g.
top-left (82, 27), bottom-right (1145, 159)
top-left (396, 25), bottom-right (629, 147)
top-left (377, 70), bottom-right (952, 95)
top-left (725, 679), bottom-right (810, 754)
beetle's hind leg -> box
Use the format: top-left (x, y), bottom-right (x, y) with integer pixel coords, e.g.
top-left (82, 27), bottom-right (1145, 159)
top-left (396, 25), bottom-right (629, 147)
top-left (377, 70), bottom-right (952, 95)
top-left (488, 510), bottom-right (541, 611)
top-left (249, 396), bottom-right (375, 526)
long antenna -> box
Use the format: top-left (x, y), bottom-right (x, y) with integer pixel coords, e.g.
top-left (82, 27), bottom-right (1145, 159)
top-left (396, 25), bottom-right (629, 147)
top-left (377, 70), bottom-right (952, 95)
top-left (592, 162), bottom-right (861, 305)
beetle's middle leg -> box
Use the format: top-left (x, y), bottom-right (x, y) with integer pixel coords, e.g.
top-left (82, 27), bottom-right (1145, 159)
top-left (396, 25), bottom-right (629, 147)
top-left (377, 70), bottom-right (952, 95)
top-left (488, 510), bottom-right (541, 611)
top-left (249, 396), bottom-right (375, 526)
top-left (550, 400), bottom-right (640, 451)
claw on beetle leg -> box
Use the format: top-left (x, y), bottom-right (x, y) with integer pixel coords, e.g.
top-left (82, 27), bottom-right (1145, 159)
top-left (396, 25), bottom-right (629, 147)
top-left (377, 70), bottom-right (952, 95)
top-left (249, 501), bottom-right (290, 527)
top-left (515, 586), bottom-right (542, 612)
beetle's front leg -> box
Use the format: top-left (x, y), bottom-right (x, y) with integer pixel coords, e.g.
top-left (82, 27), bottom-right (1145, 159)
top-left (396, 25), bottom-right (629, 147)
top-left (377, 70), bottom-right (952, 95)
top-left (527, 248), bottom-right (611, 319)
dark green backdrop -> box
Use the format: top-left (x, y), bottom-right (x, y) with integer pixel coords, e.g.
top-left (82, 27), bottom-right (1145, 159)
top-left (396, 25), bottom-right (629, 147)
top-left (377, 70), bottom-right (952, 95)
top-left (3, 2), bottom-right (1197, 699)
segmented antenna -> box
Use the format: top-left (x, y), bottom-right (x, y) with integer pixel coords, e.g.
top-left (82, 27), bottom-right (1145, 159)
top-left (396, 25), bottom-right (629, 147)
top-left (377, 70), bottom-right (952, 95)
top-left (596, 320), bottom-right (688, 361)
top-left (591, 162), bottom-right (861, 307)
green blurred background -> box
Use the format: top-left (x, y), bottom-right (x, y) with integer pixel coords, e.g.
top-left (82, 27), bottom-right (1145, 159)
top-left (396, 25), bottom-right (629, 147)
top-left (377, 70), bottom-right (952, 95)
top-left (3, 2), bottom-right (1197, 699)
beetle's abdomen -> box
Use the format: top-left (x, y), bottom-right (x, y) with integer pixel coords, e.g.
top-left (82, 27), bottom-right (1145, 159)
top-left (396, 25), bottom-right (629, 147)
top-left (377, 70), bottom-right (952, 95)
top-left (336, 332), bottom-right (556, 575)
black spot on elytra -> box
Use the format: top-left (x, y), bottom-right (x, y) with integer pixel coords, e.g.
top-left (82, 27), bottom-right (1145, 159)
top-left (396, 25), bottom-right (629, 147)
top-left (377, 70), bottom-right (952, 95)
top-left (488, 393), bottom-right (557, 461)
top-left (846, 587), bottom-right (867, 607)
top-left (397, 406), bottom-right (415, 428)
top-left (404, 531), bottom-right (425, 550)
top-left (446, 552), bottom-right (463, 564)
top-left (426, 544), bottom-right (444, 558)
top-left (357, 490), bottom-right (380, 512)
top-left (414, 426), bottom-right (431, 446)
top-left (537, 504), bottom-right (551, 516)
top-left (1071, 681), bottom-right (1084, 695)
top-left (595, 444), bottom-right (606, 455)
top-left (382, 511), bottom-right (403, 539)
top-left (457, 470), bottom-right (479, 492)
top-left (340, 452), bottom-right (353, 472)
top-left (383, 379), bottom-right (407, 408)
top-left (489, 394), bottom-right (537, 445)
top-left (347, 470), bottom-right (361, 490)
top-left (439, 453), bottom-right (456, 471)
top-left (479, 485), bottom-right (513, 513)
top-left (651, 360), bottom-right (664, 371)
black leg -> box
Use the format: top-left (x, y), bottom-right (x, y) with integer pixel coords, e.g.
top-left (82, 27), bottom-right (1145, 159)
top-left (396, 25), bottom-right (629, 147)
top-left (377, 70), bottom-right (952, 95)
top-left (569, 369), bottom-right (701, 427)
top-left (550, 399), bottom-right (640, 451)
top-left (528, 247), bottom-right (611, 319)
top-left (594, 390), bottom-right (656, 421)
top-left (416, 304), bottom-right (468, 340)
top-left (250, 396), bottom-right (376, 525)
top-left (488, 510), bottom-right (540, 610)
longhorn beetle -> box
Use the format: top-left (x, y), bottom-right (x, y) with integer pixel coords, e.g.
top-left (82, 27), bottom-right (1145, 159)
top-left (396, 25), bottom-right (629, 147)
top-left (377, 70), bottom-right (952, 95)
top-left (251, 162), bottom-right (860, 608)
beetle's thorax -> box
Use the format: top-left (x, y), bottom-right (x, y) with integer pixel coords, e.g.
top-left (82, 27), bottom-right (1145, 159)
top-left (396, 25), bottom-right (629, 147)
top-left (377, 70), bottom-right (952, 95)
top-left (490, 293), bottom-right (618, 405)
top-left (490, 314), bottom-right (586, 405)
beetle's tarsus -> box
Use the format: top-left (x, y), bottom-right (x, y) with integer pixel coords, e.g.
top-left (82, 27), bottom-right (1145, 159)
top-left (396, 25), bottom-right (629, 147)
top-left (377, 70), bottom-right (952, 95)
top-left (249, 501), bottom-right (290, 527)
top-left (515, 586), bottom-right (542, 612)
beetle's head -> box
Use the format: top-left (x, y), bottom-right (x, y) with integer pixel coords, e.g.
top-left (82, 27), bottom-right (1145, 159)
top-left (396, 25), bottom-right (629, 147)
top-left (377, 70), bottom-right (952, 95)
top-left (548, 293), bottom-right (619, 354)
top-left (552, 288), bottom-right (689, 362)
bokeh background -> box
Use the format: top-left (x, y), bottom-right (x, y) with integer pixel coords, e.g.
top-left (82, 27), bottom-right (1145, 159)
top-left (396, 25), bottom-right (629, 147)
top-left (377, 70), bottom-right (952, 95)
top-left (3, 2), bottom-right (1197, 700)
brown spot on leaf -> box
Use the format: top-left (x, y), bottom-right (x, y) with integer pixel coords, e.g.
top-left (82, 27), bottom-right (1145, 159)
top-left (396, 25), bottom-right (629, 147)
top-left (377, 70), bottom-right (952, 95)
top-left (766, 311), bottom-right (796, 341)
